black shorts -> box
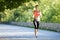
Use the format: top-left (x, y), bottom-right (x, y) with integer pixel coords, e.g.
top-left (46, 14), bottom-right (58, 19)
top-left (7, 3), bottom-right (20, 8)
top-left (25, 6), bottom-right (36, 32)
top-left (33, 19), bottom-right (39, 29)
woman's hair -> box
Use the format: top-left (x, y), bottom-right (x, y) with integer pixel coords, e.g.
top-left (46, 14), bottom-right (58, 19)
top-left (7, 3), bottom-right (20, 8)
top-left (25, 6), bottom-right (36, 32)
top-left (35, 5), bottom-right (38, 7)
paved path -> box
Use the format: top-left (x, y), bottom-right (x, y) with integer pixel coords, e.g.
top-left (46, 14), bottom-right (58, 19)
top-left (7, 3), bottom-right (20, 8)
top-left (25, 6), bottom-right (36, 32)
top-left (0, 24), bottom-right (60, 40)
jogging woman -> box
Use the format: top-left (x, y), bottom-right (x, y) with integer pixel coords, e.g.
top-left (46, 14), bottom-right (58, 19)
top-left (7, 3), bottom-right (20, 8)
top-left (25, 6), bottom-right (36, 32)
top-left (33, 5), bottom-right (42, 38)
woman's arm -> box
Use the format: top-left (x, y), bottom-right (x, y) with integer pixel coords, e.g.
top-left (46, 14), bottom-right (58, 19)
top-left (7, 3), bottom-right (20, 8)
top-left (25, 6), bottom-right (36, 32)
top-left (40, 12), bottom-right (42, 17)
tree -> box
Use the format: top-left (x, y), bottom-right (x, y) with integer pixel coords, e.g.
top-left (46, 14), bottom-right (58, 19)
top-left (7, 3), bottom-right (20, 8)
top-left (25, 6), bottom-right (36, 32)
top-left (0, 0), bottom-right (37, 12)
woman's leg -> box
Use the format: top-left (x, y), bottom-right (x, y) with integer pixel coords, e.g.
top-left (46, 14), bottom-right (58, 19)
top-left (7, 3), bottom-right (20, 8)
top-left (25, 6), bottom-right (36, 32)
top-left (37, 21), bottom-right (39, 32)
top-left (35, 21), bottom-right (39, 37)
top-left (33, 20), bottom-right (37, 37)
top-left (34, 21), bottom-right (39, 38)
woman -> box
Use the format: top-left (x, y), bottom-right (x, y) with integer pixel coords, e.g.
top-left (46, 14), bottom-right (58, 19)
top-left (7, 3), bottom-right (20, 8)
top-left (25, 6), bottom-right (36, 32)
top-left (33, 5), bottom-right (42, 38)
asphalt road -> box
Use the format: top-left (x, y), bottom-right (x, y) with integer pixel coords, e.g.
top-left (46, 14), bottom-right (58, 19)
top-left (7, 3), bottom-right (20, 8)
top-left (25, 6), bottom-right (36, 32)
top-left (0, 24), bottom-right (60, 40)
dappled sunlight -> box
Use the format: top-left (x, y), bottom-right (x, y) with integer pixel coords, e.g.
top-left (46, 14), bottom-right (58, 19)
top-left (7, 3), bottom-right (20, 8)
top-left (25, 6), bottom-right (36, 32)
top-left (0, 0), bottom-right (60, 22)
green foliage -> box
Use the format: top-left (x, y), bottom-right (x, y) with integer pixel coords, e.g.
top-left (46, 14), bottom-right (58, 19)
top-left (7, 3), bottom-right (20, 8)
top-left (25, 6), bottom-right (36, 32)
top-left (0, 0), bottom-right (37, 12)
top-left (0, 0), bottom-right (60, 23)
top-left (40, 0), bottom-right (60, 23)
top-left (0, 2), bottom-right (5, 12)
